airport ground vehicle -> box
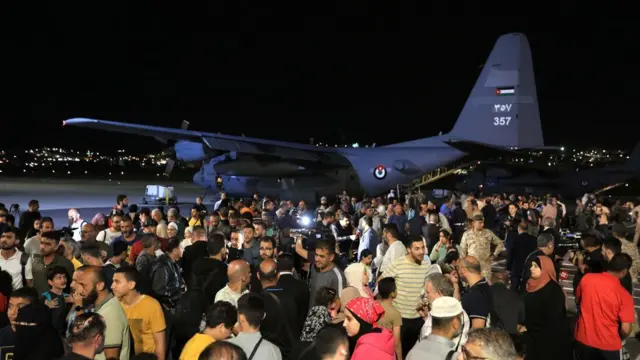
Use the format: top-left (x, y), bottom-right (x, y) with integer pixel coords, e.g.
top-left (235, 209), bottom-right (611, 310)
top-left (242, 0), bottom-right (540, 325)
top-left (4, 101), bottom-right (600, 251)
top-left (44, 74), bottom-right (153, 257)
top-left (142, 185), bottom-right (178, 205)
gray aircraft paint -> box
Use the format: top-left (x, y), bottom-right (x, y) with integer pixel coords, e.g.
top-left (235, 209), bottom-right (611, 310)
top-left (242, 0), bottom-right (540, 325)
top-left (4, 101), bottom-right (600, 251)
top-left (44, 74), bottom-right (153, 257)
top-left (64, 33), bottom-right (546, 199)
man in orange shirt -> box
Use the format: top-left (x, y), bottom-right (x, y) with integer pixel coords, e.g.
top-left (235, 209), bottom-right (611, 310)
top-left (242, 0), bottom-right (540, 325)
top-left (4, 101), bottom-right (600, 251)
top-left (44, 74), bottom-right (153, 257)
top-left (179, 301), bottom-right (237, 360)
top-left (574, 253), bottom-right (635, 360)
top-left (112, 266), bottom-right (166, 359)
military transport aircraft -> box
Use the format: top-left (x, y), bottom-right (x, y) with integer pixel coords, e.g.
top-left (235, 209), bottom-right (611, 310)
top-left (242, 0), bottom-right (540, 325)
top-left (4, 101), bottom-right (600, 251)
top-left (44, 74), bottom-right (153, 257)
top-left (64, 33), bottom-right (551, 201)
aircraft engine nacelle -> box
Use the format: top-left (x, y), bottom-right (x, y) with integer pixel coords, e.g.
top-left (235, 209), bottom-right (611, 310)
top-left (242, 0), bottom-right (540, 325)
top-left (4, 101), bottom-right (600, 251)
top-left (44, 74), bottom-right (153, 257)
top-left (174, 140), bottom-right (208, 162)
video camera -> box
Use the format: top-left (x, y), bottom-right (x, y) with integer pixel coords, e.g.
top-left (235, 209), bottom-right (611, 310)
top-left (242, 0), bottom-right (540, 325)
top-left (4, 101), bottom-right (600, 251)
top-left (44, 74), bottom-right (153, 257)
top-left (290, 228), bottom-right (315, 237)
top-left (290, 228), bottom-right (325, 251)
top-left (555, 229), bottom-right (582, 256)
top-left (60, 226), bottom-right (75, 240)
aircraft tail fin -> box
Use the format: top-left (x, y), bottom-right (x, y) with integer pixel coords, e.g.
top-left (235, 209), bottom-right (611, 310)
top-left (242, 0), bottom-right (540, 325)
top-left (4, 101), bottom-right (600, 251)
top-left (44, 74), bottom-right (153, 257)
top-left (447, 33), bottom-right (544, 149)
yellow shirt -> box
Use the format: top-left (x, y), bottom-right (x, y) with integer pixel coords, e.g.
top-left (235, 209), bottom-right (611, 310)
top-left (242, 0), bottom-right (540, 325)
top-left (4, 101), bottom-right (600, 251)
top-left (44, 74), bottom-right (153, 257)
top-left (189, 218), bottom-right (203, 227)
top-left (179, 333), bottom-right (215, 360)
top-left (121, 295), bottom-right (166, 354)
top-left (71, 257), bottom-right (83, 270)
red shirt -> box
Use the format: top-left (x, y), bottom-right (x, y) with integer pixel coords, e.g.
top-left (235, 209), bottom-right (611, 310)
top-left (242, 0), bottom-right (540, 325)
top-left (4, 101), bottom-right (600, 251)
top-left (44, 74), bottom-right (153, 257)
top-left (575, 272), bottom-right (635, 351)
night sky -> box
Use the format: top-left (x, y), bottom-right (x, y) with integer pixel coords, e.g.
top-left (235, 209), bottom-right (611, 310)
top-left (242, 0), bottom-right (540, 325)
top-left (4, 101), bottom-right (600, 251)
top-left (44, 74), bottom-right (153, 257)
top-left (6, 12), bottom-right (638, 152)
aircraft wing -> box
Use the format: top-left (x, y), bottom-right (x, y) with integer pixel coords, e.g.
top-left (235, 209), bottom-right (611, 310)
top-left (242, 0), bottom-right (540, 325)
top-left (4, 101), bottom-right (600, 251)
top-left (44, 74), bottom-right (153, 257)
top-left (64, 118), bottom-right (342, 163)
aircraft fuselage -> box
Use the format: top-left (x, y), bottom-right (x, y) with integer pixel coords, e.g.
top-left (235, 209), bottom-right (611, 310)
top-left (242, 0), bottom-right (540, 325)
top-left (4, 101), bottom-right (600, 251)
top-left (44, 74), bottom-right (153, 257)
top-left (190, 136), bottom-right (466, 198)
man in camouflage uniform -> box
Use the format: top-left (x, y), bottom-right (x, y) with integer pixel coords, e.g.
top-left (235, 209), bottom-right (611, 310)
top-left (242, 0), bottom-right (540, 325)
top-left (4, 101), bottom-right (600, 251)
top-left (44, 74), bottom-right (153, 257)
top-left (613, 224), bottom-right (640, 284)
top-left (460, 214), bottom-right (504, 281)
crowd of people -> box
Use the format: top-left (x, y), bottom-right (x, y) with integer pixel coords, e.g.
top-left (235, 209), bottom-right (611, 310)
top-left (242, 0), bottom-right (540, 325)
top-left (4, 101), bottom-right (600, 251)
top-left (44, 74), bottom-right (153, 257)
top-left (0, 190), bottom-right (638, 360)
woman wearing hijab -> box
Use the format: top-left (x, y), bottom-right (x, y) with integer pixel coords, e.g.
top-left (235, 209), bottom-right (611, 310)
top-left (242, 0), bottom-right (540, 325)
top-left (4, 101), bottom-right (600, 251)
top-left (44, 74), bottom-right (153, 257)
top-left (520, 255), bottom-right (573, 360)
top-left (343, 297), bottom-right (395, 360)
top-left (91, 213), bottom-right (107, 232)
top-left (344, 262), bottom-right (373, 298)
top-left (13, 302), bottom-right (64, 360)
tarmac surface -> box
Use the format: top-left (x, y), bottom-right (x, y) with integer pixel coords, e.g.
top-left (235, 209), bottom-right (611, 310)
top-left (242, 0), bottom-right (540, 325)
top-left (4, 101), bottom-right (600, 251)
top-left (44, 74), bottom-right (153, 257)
top-left (0, 177), bottom-right (210, 226)
top-left (2, 176), bottom-right (639, 357)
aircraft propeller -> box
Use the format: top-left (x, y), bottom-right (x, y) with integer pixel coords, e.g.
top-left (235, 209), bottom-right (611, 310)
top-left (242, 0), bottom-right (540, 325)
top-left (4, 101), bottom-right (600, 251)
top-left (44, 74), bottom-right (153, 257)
top-left (162, 120), bottom-right (190, 177)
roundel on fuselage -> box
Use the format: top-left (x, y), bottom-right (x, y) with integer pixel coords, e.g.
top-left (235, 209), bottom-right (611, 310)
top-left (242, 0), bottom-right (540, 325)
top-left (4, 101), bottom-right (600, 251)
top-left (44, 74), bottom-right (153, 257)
top-left (374, 165), bottom-right (387, 180)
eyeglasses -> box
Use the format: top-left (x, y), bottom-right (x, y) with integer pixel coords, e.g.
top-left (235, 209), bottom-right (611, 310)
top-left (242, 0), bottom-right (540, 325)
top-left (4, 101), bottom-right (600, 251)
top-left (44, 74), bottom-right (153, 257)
top-left (461, 345), bottom-right (492, 360)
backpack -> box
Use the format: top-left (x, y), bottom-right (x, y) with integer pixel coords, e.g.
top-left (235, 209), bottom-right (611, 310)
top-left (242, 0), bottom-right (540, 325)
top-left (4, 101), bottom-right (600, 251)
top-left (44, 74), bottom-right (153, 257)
top-left (97, 229), bottom-right (107, 242)
top-left (172, 266), bottom-right (220, 343)
top-left (20, 252), bottom-right (29, 287)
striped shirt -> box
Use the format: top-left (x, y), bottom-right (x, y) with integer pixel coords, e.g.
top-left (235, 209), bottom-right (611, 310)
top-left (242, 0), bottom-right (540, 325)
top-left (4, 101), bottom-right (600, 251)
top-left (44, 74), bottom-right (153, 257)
top-left (383, 255), bottom-right (434, 319)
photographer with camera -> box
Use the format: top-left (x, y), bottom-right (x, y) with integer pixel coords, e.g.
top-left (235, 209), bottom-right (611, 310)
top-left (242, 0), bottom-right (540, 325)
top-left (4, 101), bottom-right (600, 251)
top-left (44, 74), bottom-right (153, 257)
top-left (306, 239), bottom-right (346, 309)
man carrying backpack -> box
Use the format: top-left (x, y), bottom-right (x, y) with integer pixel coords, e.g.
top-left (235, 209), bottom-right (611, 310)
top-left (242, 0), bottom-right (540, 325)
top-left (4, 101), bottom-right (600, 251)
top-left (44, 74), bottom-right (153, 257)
top-left (68, 209), bottom-right (87, 242)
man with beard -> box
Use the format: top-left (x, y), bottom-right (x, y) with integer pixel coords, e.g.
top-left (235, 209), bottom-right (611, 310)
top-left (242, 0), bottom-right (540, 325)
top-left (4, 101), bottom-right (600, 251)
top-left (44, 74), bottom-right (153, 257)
top-left (71, 265), bottom-right (130, 360)
top-left (109, 194), bottom-right (129, 219)
top-left (31, 230), bottom-right (75, 295)
top-left (380, 235), bottom-right (432, 358)
top-left (112, 217), bottom-right (142, 263)
top-left (0, 227), bottom-right (33, 289)
top-left (68, 209), bottom-right (87, 242)
top-left (250, 236), bottom-right (277, 293)
top-left (24, 216), bottom-right (54, 263)
top-left (459, 256), bottom-right (496, 330)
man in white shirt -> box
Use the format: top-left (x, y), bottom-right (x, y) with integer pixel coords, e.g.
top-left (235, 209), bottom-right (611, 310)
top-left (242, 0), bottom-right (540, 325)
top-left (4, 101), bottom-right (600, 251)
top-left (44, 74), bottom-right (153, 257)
top-left (68, 208), bottom-right (87, 242)
top-left (214, 259), bottom-right (250, 307)
top-left (0, 227), bottom-right (32, 289)
top-left (97, 214), bottom-right (122, 245)
top-left (376, 224), bottom-right (407, 279)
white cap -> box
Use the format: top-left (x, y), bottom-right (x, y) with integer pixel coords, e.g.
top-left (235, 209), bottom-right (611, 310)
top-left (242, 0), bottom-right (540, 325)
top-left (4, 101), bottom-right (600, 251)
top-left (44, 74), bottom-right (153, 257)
top-left (430, 296), bottom-right (463, 318)
top-left (168, 222), bottom-right (178, 230)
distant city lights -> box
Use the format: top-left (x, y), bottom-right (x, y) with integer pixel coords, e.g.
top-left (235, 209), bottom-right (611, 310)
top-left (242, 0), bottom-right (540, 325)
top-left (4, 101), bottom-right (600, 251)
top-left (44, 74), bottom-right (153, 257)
top-left (0, 145), bottom-right (635, 178)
